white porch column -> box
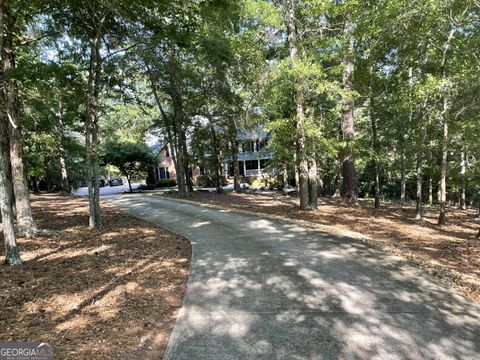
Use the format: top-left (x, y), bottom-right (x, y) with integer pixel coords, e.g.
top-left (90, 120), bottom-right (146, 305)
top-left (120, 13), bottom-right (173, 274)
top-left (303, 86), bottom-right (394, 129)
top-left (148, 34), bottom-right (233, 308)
top-left (243, 161), bottom-right (247, 177)
top-left (257, 159), bottom-right (261, 175)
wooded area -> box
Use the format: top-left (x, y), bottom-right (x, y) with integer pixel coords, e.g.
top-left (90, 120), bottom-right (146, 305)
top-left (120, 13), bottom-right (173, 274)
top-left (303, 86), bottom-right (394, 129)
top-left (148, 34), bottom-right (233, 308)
top-left (1, 0), bottom-right (480, 265)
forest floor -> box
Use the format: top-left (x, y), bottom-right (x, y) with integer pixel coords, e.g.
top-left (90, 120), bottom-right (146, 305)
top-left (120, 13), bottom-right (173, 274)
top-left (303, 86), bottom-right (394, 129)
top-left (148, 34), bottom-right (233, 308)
top-left (163, 191), bottom-right (480, 304)
top-left (0, 194), bottom-right (191, 360)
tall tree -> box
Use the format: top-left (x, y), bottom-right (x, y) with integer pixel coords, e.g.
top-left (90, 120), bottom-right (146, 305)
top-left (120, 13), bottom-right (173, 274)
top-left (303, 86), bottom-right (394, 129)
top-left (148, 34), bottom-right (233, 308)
top-left (1, 0), bottom-right (36, 236)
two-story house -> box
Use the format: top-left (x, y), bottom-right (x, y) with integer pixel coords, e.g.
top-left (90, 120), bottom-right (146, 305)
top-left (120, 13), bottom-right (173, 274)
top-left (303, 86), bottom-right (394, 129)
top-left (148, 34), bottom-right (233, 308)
top-left (224, 129), bottom-right (273, 180)
top-left (149, 128), bottom-right (273, 185)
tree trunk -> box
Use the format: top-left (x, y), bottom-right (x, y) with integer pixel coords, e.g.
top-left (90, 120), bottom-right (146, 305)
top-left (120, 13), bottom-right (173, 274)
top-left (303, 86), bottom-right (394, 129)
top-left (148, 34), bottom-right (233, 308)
top-left (127, 176), bottom-right (132, 193)
top-left (145, 62), bottom-right (180, 190)
top-left (57, 99), bottom-right (70, 195)
top-left (0, 112), bottom-right (21, 265)
top-left (437, 28), bottom-right (454, 225)
top-left (333, 159), bottom-right (341, 197)
top-left (85, 32), bottom-right (103, 228)
top-left (340, 20), bottom-right (357, 204)
top-left (370, 94), bottom-right (380, 209)
top-left (210, 124), bottom-right (223, 194)
top-left (230, 121), bottom-right (241, 192)
top-left (30, 176), bottom-right (39, 193)
top-left (428, 177), bottom-right (433, 205)
top-left (167, 55), bottom-right (187, 197)
top-left (460, 147), bottom-right (466, 210)
top-left (0, 3), bottom-right (20, 263)
top-left (2, 4), bottom-right (36, 237)
top-left (286, 0), bottom-right (310, 210)
top-left (180, 125), bottom-right (193, 193)
top-left (308, 158), bottom-right (318, 209)
top-left (400, 146), bottom-right (406, 204)
top-left (437, 96), bottom-right (449, 226)
top-left (415, 123), bottom-right (426, 220)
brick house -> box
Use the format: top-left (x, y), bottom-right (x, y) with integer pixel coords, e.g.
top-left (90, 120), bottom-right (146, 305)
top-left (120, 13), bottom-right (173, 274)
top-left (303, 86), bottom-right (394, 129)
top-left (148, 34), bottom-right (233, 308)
top-left (150, 129), bottom-right (272, 184)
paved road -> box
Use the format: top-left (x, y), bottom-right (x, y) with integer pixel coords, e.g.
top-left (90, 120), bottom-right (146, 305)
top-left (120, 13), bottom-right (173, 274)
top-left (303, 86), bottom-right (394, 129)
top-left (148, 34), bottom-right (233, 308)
top-left (73, 183), bottom-right (140, 196)
top-left (110, 194), bottom-right (480, 360)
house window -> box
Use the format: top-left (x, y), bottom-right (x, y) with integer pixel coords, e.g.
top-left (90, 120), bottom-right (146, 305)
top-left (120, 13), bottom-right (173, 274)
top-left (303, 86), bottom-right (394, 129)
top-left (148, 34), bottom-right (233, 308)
top-left (242, 141), bottom-right (254, 153)
top-left (258, 139), bottom-right (267, 151)
top-left (245, 160), bottom-right (258, 170)
top-left (165, 146), bottom-right (170, 157)
top-left (159, 167), bottom-right (170, 179)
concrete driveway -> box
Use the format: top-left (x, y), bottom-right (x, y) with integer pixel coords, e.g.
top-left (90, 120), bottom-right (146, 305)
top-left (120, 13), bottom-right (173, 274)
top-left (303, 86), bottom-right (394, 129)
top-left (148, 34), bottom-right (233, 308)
top-left (73, 183), bottom-right (140, 196)
top-left (110, 194), bottom-right (480, 360)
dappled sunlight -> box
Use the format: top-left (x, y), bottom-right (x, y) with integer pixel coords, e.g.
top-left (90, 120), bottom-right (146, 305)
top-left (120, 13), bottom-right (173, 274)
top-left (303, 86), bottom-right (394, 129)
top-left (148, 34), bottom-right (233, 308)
top-left (0, 194), bottom-right (191, 360)
top-left (107, 194), bottom-right (480, 359)
top-left (191, 221), bottom-right (211, 228)
top-left (40, 244), bottom-right (112, 261)
top-left (164, 191), bottom-right (480, 302)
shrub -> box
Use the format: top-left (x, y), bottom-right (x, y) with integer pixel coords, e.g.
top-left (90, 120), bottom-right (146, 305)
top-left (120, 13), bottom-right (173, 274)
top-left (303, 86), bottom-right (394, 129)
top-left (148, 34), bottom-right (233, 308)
top-left (195, 174), bottom-right (227, 187)
top-left (251, 177), bottom-right (279, 190)
top-left (138, 184), bottom-right (156, 190)
top-left (156, 179), bottom-right (177, 188)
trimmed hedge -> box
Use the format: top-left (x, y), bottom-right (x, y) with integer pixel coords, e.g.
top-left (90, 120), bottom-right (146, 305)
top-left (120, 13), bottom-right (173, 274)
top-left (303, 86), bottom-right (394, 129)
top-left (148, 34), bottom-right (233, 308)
top-left (156, 179), bottom-right (177, 188)
top-left (138, 184), bottom-right (156, 190)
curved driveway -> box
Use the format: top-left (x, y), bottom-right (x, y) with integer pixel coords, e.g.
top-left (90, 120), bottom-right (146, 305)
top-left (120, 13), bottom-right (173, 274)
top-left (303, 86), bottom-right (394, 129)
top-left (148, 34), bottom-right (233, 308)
top-left (110, 194), bottom-right (480, 360)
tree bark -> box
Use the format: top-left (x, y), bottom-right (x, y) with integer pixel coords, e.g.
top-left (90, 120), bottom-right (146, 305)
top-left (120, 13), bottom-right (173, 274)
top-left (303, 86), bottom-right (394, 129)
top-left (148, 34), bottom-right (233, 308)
top-left (30, 176), bottom-right (39, 194)
top-left (2, 3), bottom-right (36, 236)
top-left (180, 124), bottom-right (193, 193)
top-left (286, 0), bottom-right (310, 210)
top-left (370, 94), bottom-right (380, 209)
top-left (428, 177), bottom-right (433, 205)
top-left (400, 146), bottom-right (406, 204)
top-left (127, 176), bottom-right (132, 193)
top-left (437, 28), bottom-right (454, 225)
top-left (57, 99), bottom-right (70, 195)
top-left (210, 124), bottom-right (223, 194)
top-left (340, 20), bottom-right (357, 204)
top-left (437, 98), bottom-right (448, 225)
top-left (460, 147), bottom-right (466, 210)
top-left (230, 120), bottom-right (241, 192)
top-left (0, 2), bottom-right (20, 264)
top-left (333, 159), bottom-right (341, 197)
top-left (85, 31), bottom-right (103, 228)
top-left (0, 111), bottom-right (21, 265)
top-left (308, 158), bottom-right (318, 209)
top-left (0, 137), bottom-right (20, 265)
top-left (415, 124), bottom-right (426, 220)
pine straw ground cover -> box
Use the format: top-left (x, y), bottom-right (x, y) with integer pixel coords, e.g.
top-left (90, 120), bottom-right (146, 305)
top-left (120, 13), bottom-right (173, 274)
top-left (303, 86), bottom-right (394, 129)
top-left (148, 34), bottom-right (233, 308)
top-left (0, 194), bottom-right (191, 359)
top-left (163, 191), bottom-right (480, 303)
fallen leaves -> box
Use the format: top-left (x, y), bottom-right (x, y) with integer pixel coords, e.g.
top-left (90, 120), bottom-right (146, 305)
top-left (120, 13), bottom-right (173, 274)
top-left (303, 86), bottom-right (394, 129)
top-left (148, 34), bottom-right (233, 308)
top-left (0, 194), bottom-right (191, 360)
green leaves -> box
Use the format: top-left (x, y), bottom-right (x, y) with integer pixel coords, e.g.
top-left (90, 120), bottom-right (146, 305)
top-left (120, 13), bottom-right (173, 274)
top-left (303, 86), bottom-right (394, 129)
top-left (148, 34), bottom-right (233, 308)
top-left (102, 142), bottom-right (156, 178)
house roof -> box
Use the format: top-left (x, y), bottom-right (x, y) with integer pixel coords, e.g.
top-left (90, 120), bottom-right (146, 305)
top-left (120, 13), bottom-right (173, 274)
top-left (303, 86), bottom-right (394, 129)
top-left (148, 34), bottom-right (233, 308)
top-left (236, 126), bottom-right (268, 141)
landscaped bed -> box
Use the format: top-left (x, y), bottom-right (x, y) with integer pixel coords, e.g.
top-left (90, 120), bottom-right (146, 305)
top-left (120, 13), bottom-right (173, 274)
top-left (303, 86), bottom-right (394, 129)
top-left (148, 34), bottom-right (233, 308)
top-left (0, 194), bottom-right (191, 360)
top-left (162, 191), bottom-right (480, 304)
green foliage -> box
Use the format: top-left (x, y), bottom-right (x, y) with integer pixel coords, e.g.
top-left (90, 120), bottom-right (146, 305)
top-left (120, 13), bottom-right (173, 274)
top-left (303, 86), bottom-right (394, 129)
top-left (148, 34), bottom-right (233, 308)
top-left (156, 179), bottom-right (177, 188)
top-left (102, 142), bottom-right (156, 183)
top-left (251, 177), bottom-right (280, 191)
top-left (138, 183), bottom-right (156, 190)
top-left (195, 175), bottom-right (227, 187)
